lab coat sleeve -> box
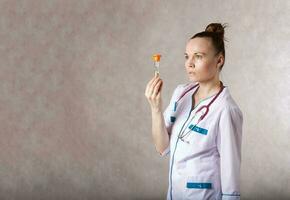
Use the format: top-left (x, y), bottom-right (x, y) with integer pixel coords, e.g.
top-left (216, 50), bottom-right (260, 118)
top-left (217, 106), bottom-right (243, 199)
top-left (159, 84), bottom-right (184, 157)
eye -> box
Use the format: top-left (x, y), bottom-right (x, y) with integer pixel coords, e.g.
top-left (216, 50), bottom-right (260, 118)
top-left (184, 55), bottom-right (189, 59)
top-left (195, 55), bottom-right (202, 59)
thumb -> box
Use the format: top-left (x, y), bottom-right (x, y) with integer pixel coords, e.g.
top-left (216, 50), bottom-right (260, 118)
top-left (155, 71), bottom-right (160, 78)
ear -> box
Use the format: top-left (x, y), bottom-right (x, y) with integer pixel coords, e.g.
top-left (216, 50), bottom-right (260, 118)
top-left (216, 55), bottom-right (224, 70)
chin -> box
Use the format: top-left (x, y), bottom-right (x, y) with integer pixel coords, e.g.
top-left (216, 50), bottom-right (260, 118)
top-left (188, 76), bottom-right (199, 82)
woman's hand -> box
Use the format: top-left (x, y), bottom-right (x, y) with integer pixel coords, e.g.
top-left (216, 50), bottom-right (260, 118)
top-left (145, 73), bottom-right (163, 113)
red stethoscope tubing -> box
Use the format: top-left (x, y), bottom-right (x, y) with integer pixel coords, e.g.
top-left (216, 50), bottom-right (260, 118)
top-left (176, 81), bottom-right (225, 123)
top-left (174, 81), bottom-right (225, 142)
top-left (195, 81), bottom-right (225, 120)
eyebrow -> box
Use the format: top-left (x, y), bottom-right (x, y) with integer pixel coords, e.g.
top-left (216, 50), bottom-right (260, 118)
top-left (184, 52), bottom-right (206, 55)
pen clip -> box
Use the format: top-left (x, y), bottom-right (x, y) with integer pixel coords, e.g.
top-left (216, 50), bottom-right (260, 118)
top-left (173, 102), bottom-right (178, 111)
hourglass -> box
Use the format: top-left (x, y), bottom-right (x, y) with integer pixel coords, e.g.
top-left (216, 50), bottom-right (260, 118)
top-left (152, 54), bottom-right (162, 76)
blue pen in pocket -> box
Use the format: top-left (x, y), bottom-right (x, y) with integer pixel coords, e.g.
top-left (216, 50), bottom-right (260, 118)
top-left (170, 101), bottom-right (178, 123)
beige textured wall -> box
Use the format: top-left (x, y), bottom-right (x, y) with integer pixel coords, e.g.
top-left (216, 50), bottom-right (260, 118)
top-left (0, 0), bottom-right (289, 199)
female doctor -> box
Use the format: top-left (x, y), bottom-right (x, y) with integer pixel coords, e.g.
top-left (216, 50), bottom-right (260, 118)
top-left (145, 23), bottom-right (243, 200)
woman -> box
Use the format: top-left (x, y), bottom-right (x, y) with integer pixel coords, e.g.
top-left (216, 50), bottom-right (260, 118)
top-left (145, 23), bottom-right (243, 200)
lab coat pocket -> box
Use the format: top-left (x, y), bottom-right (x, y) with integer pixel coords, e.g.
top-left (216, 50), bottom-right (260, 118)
top-left (184, 175), bottom-right (215, 200)
top-left (187, 124), bottom-right (212, 148)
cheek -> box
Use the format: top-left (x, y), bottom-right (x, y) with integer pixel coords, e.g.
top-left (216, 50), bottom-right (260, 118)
top-left (196, 61), bottom-right (212, 74)
top-left (194, 63), bottom-right (218, 80)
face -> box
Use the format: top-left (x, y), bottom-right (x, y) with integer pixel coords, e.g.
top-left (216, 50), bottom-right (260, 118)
top-left (184, 37), bottom-right (223, 82)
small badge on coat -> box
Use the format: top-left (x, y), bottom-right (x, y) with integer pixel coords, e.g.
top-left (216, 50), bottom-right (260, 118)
top-left (188, 124), bottom-right (208, 135)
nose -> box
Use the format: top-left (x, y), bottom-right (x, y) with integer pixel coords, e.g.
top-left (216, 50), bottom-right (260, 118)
top-left (186, 56), bottom-right (195, 68)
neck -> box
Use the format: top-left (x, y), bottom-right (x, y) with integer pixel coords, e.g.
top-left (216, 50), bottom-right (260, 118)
top-left (196, 77), bottom-right (221, 99)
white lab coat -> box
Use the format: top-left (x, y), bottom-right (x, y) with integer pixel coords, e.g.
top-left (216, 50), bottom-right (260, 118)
top-left (160, 82), bottom-right (243, 200)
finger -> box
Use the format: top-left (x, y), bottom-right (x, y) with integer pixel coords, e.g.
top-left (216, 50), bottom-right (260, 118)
top-left (156, 81), bottom-right (163, 98)
top-left (151, 77), bottom-right (161, 89)
top-left (150, 75), bottom-right (156, 84)
top-left (148, 79), bottom-right (159, 96)
top-left (145, 76), bottom-right (157, 94)
top-left (158, 80), bottom-right (163, 93)
top-left (150, 79), bottom-right (161, 96)
top-left (150, 73), bottom-right (158, 84)
top-left (146, 75), bottom-right (158, 94)
top-left (150, 73), bottom-right (160, 85)
top-left (156, 89), bottom-right (161, 99)
top-left (152, 80), bottom-right (162, 98)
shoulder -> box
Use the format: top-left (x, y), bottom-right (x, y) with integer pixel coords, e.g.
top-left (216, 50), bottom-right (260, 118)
top-left (175, 82), bottom-right (198, 92)
top-left (172, 82), bottom-right (192, 95)
top-left (172, 82), bottom-right (198, 98)
top-left (218, 87), bottom-right (243, 121)
top-left (176, 82), bottom-right (192, 89)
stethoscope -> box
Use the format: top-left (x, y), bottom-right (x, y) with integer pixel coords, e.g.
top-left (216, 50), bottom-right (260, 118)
top-left (173, 81), bottom-right (225, 144)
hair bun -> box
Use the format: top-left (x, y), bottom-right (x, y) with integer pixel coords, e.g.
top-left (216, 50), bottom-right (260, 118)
top-left (205, 23), bottom-right (228, 40)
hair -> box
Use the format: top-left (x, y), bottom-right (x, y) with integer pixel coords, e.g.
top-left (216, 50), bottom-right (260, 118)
top-left (189, 23), bottom-right (229, 71)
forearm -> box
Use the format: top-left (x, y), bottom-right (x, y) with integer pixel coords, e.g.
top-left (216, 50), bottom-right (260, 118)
top-left (151, 109), bottom-right (170, 154)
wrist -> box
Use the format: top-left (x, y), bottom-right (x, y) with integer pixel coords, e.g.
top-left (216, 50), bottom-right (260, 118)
top-left (151, 108), bottom-right (162, 114)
